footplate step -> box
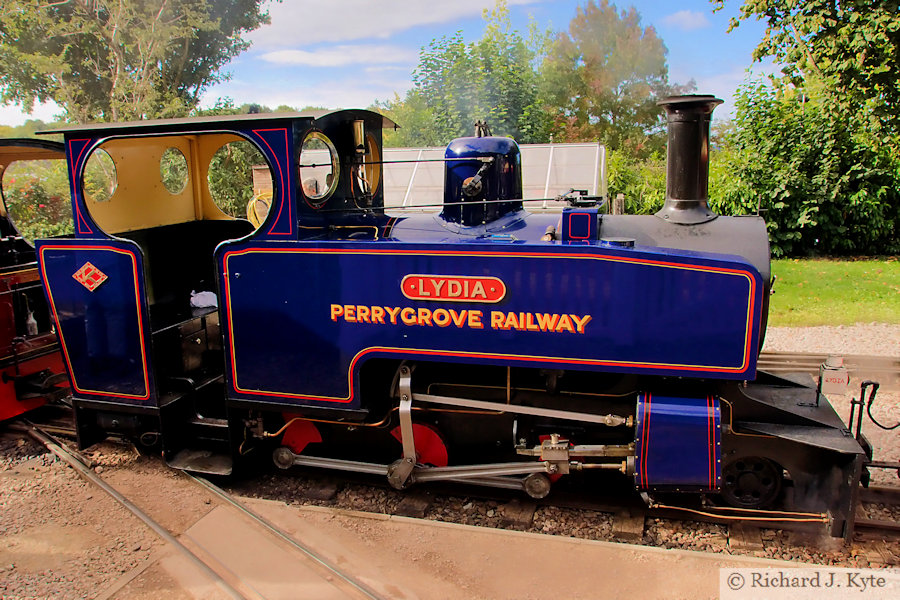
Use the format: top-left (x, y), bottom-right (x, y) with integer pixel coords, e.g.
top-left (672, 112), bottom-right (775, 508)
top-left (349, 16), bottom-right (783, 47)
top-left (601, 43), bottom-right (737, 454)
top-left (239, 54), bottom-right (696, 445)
top-left (167, 448), bottom-right (233, 475)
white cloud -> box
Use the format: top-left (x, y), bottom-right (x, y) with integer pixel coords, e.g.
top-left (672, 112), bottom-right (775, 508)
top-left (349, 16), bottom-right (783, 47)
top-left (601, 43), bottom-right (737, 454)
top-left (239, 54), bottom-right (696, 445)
top-left (689, 61), bottom-right (780, 120)
top-left (0, 101), bottom-right (64, 127)
top-left (261, 44), bottom-right (418, 67)
top-left (203, 76), bottom-right (413, 111)
top-left (661, 10), bottom-right (711, 32)
top-left (364, 65), bottom-right (413, 74)
top-left (251, 0), bottom-right (539, 48)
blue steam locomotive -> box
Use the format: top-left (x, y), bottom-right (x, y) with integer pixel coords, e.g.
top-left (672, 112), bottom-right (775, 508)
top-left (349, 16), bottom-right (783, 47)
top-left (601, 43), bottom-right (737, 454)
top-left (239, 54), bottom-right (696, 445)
top-left (34, 96), bottom-right (868, 537)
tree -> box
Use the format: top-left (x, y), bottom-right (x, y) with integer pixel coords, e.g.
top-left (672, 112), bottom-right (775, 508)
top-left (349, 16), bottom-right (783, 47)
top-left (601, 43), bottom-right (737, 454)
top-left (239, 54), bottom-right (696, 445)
top-left (712, 1), bottom-right (900, 256)
top-left (606, 149), bottom-right (666, 214)
top-left (711, 81), bottom-right (899, 257)
top-left (206, 139), bottom-right (267, 218)
top-left (379, 91), bottom-right (445, 148)
top-left (0, 0), bottom-right (272, 123)
top-left (379, 0), bottom-right (551, 146)
top-left (540, 0), bottom-right (693, 155)
top-left (0, 119), bottom-right (61, 140)
top-left (2, 156), bottom-right (73, 242)
top-left (715, 0), bottom-right (900, 150)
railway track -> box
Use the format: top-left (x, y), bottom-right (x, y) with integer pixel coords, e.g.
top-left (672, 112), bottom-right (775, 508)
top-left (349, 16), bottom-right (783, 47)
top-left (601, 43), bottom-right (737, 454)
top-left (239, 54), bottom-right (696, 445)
top-left (186, 473), bottom-right (382, 599)
top-left (436, 479), bottom-right (900, 542)
top-left (7, 349), bottom-right (898, 569)
top-left (857, 487), bottom-right (900, 539)
top-left (15, 423), bottom-right (383, 600)
top-left (758, 351), bottom-right (900, 389)
top-left (4, 419), bottom-right (899, 585)
top-left (232, 458), bottom-right (900, 550)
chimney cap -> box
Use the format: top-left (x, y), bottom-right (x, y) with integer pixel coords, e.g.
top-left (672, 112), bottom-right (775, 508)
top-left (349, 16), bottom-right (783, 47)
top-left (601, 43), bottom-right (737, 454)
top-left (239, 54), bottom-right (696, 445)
top-left (657, 94), bottom-right (723, 108)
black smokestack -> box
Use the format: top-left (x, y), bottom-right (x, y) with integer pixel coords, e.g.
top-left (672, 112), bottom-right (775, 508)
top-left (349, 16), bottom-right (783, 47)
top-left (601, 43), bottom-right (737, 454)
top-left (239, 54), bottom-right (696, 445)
top-left (655, 95), bottom-right (723, 225)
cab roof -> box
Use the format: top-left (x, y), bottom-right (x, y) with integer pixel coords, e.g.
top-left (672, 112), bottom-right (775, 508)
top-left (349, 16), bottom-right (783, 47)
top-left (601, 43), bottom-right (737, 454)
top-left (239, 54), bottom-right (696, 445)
top-left (38, 109), bottom-right (397, 136)
top-left (0, 138), bottom-right (65, 161)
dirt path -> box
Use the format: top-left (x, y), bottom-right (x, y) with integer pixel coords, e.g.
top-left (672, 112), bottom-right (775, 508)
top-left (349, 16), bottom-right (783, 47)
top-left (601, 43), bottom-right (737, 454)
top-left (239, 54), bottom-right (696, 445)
top-left (0, 436), bottom-right (220, 600)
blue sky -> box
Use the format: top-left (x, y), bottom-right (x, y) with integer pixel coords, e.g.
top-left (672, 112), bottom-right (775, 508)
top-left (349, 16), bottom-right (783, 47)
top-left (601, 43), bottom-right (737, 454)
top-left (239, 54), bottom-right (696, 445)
top-left (0, 0), bottom-right (776, 126)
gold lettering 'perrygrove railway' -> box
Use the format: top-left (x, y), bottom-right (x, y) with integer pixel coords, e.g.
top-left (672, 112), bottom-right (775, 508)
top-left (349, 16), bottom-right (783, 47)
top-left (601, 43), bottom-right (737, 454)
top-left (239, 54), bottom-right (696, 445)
top-left (329, 304), bottom-right (592, 334)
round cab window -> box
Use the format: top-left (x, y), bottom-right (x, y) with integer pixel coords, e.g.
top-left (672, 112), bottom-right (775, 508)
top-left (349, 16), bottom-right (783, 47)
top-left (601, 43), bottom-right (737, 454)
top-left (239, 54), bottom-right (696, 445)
top-left (1, 158), bottom-right (73, 244)
top-left (298, 131), bottom-right (338, 207)
top-left (82, 148), bottom-right (117, 203)
top-left (207, 140), bottom-right (272, 227)
top-left (160, 147), bottom-right (188, 194)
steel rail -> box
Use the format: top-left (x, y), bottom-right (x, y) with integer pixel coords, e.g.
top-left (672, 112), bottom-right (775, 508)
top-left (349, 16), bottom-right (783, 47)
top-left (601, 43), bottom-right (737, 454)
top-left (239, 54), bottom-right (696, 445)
top-left (758, 352), bottom-right (899, 368)
top-left (187, 473), bottom-right (385, 600)
top-left (756, 351), bottom-right (900, 393)
top-left (854, 517), bottom-right (900, 535)
top-left (18, 423), bottom-right (248, 600)
top-left (11, 421), bottom-right (900, 554)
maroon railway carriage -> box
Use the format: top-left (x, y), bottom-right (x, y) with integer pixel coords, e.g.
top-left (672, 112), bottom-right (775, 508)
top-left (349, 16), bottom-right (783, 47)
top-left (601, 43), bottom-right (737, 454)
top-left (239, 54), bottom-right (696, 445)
top-left (0, 139), bottom-right (68, 420)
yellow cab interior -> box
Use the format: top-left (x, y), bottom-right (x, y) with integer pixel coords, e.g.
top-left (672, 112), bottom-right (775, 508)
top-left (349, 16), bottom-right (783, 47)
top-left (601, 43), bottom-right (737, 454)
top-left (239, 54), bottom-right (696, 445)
top-left (80, 133), bottom-right (273, 392)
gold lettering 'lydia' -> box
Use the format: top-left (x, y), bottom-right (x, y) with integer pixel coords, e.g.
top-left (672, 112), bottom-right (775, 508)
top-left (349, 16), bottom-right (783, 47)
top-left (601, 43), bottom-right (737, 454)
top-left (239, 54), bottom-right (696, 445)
top-left (401, 274), bottom-right (506, 303)
top-left (329, 304), bottom-right (591, 334)
top-left (421, 278), bottom-right (485, 298)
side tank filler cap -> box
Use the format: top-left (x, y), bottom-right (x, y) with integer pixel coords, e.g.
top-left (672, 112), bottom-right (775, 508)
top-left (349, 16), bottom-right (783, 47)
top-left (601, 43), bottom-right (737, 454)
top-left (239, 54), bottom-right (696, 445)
top-left (600, 237), bottom-right (635, 248)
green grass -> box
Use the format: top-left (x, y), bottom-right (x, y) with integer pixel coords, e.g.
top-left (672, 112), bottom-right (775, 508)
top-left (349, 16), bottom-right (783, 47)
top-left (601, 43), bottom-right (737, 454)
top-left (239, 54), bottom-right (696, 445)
top-left (768, 258), bottom-right (900, 327)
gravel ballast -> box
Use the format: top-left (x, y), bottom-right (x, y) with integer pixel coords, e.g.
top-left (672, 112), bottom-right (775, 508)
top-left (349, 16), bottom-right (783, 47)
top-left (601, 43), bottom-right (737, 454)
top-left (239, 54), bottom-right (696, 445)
top-left (764, 323), bottom-right (900, 357)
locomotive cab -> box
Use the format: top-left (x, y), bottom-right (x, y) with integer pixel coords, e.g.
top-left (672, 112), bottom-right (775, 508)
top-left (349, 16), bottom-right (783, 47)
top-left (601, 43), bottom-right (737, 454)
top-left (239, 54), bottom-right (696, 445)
top-left (34, 110), bottom-right (395, 468)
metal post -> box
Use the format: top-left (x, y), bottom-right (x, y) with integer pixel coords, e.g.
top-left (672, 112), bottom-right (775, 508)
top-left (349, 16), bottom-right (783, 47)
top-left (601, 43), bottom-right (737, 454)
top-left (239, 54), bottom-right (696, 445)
top-left (542, 140), bottom-right (554, 209)
top-left (402, 148), bottom-right (424, 207)
top-left (598, 144), bottom-right (608, 201)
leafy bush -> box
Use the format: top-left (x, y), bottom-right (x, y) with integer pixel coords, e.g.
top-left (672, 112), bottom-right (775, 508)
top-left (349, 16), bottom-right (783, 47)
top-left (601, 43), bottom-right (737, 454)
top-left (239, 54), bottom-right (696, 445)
top-left (2, 159), bottom-right (73, 242)
top-left (709, 144), bottom-right (758, 217)
top-left (721, 82), bottom-right (900, 257)
top-left (606, 149), bottom-right (665, 214)
top-left (207, 140), bottom-right (266, 218)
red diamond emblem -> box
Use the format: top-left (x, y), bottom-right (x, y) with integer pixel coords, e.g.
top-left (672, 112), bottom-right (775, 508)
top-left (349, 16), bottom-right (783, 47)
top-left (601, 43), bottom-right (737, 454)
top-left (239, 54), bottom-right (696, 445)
top-left (73, 262), bottom-right (108, 292)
